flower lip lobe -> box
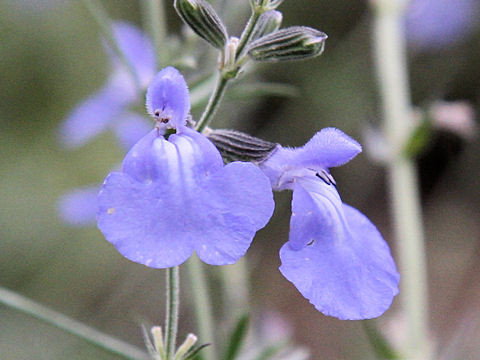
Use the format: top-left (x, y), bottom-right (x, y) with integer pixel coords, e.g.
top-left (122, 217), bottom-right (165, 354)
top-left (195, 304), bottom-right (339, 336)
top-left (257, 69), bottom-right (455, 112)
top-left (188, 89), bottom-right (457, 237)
top-left (97, 127), bottom-right (274, 268)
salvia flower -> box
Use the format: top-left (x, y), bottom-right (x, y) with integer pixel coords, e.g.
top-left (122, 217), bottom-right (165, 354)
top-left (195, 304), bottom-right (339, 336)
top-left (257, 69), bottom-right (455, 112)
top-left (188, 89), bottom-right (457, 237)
top-left (58, 22), bottom-right (155, 148)
top-left (259, 128), bottom-right (400, 320)
top-left (405, 0), bottom-right (479, 50)
top-left (97, 67), bottom-right (275, 268)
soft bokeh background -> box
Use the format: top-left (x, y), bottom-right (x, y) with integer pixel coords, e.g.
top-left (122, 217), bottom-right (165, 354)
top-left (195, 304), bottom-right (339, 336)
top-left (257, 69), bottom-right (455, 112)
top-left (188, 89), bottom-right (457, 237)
top-left (1, 0), bottom-right (480, 359)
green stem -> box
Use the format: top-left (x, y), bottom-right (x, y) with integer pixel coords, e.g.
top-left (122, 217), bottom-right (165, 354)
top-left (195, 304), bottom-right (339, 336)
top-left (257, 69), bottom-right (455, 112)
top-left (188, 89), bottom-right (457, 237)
top-left (196, 7), bottom-right (263, 133)
top-left (235, 9), bottom-right (261, 60)
top-left (220, 258), bottom-right (249, 320)
top-left (0, 286), bottom-right (148, 360)
top-left (164, 266), bottom-right (180, 360)
top-left (372, 1), bottom-right (430, 359)
top-left (140, 0), bottom-right (168, 68)
top-left (186, 255), bottom-right (218, 360)
top-left (81, 0), bottom-right (142, 91)
top-left (195, 75), bottom-right (229, 132)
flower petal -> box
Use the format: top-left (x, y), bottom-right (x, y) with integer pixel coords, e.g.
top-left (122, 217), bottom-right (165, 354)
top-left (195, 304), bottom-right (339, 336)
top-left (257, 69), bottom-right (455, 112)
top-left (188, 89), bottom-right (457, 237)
top-left (98, 129), bottom-right (274, 268)
top-left (114, 112), bottom-right (152, 150)
top-left (195, 161), bottom-right (275, 265)
top-left (58, 186), bottom-right (99, 226)
top-left (279, 176), bottom-right (399, 320)
top-left (145, 67), bottom-right (190, 129)
top-left (58, 82), bottom-right (128, 148)
top-left (405, 0), bottom-right (478, 50)
top-left (293, 127), bottom-right (362, 169)
top-left (110, 22), bottom-right (157, 88)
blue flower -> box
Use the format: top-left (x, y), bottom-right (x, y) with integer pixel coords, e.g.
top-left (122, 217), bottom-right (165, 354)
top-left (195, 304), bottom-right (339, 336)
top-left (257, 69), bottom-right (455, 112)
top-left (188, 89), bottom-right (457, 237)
top-left (259, 128), bottom-right (400, 320)
top-left (58, 22), bottom-right (155, 148)
top-left (96, 67), bottom-right (275, 268)
top-left (405, 0), bottom-right (479, 50)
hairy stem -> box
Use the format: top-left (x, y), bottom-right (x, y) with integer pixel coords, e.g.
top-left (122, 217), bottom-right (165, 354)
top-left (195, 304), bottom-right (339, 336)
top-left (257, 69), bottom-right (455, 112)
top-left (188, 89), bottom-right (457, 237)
top-left (164, 266), bottom-right (180, 360)
top-left (372, 1), bottom-right (430, 359)
top-left (195, 75), bottom-right (229, 132)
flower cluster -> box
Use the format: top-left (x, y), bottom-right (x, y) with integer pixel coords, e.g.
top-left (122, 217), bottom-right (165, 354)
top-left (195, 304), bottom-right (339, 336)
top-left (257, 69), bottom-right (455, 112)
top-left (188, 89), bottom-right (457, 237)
top-left (93, 67), bottom-right (399, 320)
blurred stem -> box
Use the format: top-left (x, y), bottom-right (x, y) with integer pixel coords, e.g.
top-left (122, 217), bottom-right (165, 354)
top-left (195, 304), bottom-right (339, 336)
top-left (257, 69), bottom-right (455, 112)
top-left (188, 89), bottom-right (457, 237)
top-left (186, 255), bottom-right (218, 360)
top-left (81, 0), bottom-right (142, 91)
top-left (165, 266), bottom-right (180, 360)
top-left (220, 258), bottom-right (250, 320)
top-left (0, 286), bottom-right (149, 360)
top-left (372, 1), bottom-right (430, 359)
top-left (140, 0), bottom-right (168, 67)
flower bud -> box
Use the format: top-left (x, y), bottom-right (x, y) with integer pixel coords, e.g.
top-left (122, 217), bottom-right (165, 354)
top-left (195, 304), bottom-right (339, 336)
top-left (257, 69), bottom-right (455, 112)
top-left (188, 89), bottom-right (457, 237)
top-left (247, 26), bottom-right (327, 62)
top-left (253, 0), bottom-right (285, 11)
top-left (250, 10), bottom-right (283, 42)
top-left (174, 0), bottom-right (228, 49)
top-left (206, 128), bottom-right (278, 163)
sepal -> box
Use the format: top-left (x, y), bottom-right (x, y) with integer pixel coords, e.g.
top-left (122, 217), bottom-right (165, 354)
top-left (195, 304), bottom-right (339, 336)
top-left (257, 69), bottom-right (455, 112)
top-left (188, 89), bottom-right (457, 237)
top-left (247, 26), bottom-right (327, 62)
top-left (206, 128), bottom-right (277, 163)
top-left (250, 10), bottom-right (283, 42)
top-left (174, 0), bottom-right (228, 49)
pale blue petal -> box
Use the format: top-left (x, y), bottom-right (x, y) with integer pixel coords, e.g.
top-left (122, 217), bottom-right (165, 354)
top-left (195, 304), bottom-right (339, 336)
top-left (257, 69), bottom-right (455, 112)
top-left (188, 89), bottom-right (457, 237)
top-left (259, 128), bottom-right (361, 190)
top-left (292, 127), bottom-right (362, 169)
top-left (145, 67), bottom-right (190, 130)
top-left (58, 83), bottom-right (127, 148)
top-left (405, 0), bottom-right (479, 50)
top-left (58, 186), bottom-right (99, 226)
top-left (98, 128), bottom-right (274, 268)
top-left (279, 176), bottom-right (399, 320)
top-left (110, 22), bottom-right (157, 88)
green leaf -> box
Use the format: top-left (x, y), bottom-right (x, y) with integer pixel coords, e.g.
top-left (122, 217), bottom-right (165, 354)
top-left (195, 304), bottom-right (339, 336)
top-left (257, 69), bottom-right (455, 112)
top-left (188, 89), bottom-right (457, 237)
top-left (403, 118), bottom-right (432, 158)
top-left (363, 320), bottom-right (402, 360)
top-left (223, 314), bottom-right (250, 360)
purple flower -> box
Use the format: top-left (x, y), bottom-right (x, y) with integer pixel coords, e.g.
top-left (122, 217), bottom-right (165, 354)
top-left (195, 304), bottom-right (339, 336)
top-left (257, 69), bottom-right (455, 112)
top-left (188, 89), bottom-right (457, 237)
top-left (58, 185), bottom-right (100, 227)
top-left (405, 0), bottom-right (479, 50)
top-left (96, 67), bottom-right (275, 268)
top-left (259, 128), bottom-right (400, 320)
top-left (58, 22), bottom-right (155, 148)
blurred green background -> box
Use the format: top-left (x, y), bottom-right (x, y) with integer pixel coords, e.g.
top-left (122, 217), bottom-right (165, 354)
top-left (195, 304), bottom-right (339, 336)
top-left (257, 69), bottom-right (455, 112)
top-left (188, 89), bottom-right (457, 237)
top-left (1, 0), bottom-right (480, 359)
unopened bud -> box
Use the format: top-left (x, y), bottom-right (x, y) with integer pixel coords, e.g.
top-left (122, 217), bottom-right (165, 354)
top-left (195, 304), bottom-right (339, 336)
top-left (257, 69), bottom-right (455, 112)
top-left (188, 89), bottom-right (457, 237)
top-left (206, 128), bottom-right (278, 163)
top-left (247, 26), bottom-right (327, 61)
top-left (250, 10), bottom-right (283, 42)
top-left (174, 0), bottom-right (228, 49)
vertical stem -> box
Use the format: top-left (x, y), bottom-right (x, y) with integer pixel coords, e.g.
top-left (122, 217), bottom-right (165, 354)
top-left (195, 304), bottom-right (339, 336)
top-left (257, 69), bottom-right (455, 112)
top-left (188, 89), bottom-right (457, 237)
top-left (372, 1), bottom-right (430, 359)
top-left (220, 258), bottom-right (249, 319)
top-left (141, 0), bottom-right (168, 67)
top-left (235, 9), bottom-right (261, 60)
top-left (187, 255), bottom-right (218, 360)
top-left (195, 75), bottom-right (229, 133)
top-left (81, 0), bottom-right (141, 91)
top-left (164, 266), bottom-right (180, 360)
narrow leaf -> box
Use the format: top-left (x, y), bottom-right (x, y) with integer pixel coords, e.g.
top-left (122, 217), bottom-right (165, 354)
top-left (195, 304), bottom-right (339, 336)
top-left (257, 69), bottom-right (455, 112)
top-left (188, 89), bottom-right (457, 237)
top-left (223, 314), bottom-right (250, 360)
